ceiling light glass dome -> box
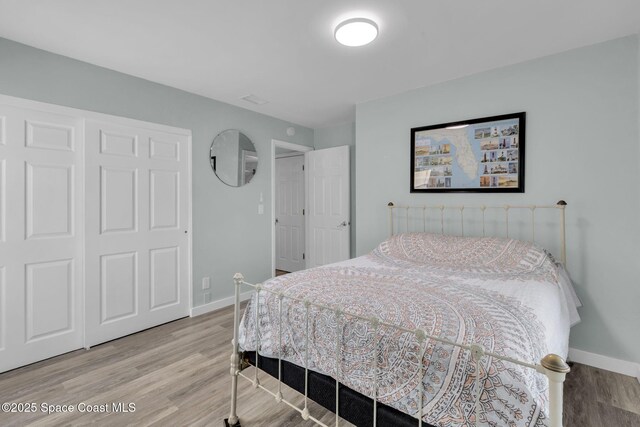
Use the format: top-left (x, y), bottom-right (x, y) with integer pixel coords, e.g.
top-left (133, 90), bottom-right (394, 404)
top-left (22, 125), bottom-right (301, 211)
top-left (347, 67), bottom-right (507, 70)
top-left (334, 18), bottom-right (378, 47)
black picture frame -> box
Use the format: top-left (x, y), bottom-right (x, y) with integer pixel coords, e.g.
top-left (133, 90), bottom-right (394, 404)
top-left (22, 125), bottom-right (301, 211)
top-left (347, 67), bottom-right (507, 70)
top-left (410, 112), bottom-right (526, 193)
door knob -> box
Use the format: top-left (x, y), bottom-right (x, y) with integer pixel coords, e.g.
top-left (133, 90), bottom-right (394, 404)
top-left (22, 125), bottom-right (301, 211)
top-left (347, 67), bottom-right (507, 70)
top-left (338, 221), bottom-right (349, 228)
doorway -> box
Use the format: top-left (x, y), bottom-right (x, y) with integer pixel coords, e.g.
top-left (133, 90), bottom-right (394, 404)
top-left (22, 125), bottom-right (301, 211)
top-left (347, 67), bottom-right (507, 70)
top-left (271, 140), bottom-right (312, 277)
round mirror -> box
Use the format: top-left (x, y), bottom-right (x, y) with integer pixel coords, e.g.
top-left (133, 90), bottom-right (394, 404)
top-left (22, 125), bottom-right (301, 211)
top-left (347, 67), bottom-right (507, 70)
top-left (210, 130), bottom-right (258, 187)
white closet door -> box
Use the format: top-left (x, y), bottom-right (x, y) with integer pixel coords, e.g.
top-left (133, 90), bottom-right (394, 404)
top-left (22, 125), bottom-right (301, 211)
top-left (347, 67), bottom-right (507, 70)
top-left (0, 105), bottom-right (83, 373)
top-left (84, 120), bottom-right (190, 347)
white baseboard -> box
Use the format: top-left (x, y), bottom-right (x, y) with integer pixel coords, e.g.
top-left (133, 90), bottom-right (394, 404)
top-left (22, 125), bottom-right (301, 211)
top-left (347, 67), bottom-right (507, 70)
top-left (190, 291), bottom-right (253, 317)
top-left (568, 347), bottom-right (640, 382)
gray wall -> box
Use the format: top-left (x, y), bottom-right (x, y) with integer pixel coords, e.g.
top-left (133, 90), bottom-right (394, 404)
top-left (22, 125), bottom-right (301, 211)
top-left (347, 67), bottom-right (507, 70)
top-left (0, 37), bottom-right (314, 307)
top-left (314, 122), bottom-right (356, 257)
top-left (355, 36), bottom-right (640, 364)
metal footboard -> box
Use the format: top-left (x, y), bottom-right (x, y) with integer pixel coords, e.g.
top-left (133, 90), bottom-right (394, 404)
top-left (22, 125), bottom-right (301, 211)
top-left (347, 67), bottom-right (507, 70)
top-left (224, 273), bottom-right (570, 427)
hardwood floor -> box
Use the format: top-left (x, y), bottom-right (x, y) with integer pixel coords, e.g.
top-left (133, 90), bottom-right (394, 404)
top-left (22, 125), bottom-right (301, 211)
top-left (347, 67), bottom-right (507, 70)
top-left (0, 305), bottom-right (638, 426)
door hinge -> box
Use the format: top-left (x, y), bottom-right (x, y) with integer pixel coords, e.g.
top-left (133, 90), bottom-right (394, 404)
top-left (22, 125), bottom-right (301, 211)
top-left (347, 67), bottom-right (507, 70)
top-left (303, 253), bottom-right (305, 260)
top-left (302, 208), bottom-right (305, 215)
top-left (302, 165), bottom-right (305, 171)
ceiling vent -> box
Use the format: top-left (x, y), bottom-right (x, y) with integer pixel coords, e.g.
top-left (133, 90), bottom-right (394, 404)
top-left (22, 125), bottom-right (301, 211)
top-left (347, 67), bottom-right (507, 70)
top-left (241, 94), bottom-right (269, 105)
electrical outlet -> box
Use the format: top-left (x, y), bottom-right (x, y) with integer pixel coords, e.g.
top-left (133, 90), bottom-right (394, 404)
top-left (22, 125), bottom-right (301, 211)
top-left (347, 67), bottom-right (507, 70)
top-left (202, 277), bottom-right (210, 290)
top-left (203, 292), bottom-right (211, 304)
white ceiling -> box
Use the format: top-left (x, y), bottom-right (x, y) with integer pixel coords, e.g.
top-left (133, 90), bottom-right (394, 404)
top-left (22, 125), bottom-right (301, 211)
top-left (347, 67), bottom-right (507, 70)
top-left (1, 1), bottom-right (639, 128)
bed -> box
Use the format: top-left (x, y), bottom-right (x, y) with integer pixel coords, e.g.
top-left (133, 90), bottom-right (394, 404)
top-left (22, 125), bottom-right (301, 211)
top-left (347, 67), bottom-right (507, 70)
top-left (224, 202), bottom-right (580, 427)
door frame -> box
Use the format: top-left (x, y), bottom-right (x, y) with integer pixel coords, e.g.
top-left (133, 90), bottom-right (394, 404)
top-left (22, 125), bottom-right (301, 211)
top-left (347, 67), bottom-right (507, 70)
top-left (271, 139), bottom-right (312, 276)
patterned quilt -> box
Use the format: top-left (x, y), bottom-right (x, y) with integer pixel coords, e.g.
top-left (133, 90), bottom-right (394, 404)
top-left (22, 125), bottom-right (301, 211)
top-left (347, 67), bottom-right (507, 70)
top-left (239, 233), bottom-right (574, 427)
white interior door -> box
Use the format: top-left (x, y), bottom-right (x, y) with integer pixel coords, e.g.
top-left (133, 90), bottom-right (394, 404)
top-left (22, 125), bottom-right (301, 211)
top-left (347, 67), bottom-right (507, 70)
top-left (84, 120), bottom-right (190, 347)
top-left (0, 104), bottom-right (83, 373)
top-left (275, 155), bottom-right (305, 272)
top-left (305, 146), bottom-right (350, 267)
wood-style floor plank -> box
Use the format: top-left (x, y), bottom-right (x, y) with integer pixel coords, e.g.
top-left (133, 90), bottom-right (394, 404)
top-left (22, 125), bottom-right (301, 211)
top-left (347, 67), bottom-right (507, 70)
top-left (0, 305), bottom-right (638, 426)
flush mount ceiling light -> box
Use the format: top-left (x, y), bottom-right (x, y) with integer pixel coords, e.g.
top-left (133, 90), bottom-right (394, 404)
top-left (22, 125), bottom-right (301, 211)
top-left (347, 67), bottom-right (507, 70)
top-left (334, 18), bottom-right (378, 47)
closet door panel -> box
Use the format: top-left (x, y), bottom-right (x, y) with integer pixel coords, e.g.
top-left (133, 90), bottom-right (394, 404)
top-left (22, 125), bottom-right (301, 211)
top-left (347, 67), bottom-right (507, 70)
top-left (149, 246), bottom-right (180, 310)
top-left (25, 258), bottom-right (74, 342)
top-left (25, 162), bottom-right (74, 239)
top-left (0, 105), bottom-right (83, 373)
top-left (100, 166), bottom-right (138, 234)
top-left (85, 121), bottom-right (189, 347)
top-left (100, 251), bottom-right (138, 323)
top-left (150, 169), bottom-right (179, 230)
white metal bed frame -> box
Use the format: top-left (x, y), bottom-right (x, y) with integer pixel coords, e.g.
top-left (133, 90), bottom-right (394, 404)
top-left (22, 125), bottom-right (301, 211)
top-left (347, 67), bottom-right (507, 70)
top-left (225, 200), bottom-right (571, 427)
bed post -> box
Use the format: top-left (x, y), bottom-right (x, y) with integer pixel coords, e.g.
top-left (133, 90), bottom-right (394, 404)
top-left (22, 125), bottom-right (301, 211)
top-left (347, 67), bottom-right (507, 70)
top-left (224, 273), bottom-right (244, 427)
top-left (541, 353), bottom-right (570, 427)
top-left (388, 202), bottom-right (394, 237)
top-left (557, 200), bottom-right (567, 266)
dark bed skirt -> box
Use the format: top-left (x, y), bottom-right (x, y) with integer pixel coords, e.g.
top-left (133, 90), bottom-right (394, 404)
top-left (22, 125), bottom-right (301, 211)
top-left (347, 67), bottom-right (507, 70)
top-left (244, 352), bottom-right (435, 427)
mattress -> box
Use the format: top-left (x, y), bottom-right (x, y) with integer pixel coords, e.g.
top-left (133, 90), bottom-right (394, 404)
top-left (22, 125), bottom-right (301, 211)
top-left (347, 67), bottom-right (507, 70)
top-left (238, 233), bottom-right (581, 426)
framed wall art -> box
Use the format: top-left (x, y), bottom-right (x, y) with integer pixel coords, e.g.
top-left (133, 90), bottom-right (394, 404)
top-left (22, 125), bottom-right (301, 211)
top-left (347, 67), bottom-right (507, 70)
top-left (411, 112), bottom-right (525, 192)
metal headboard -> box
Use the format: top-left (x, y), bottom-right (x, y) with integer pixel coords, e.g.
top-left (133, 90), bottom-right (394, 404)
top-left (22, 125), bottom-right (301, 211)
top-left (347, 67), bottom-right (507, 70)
top-left (387, 200), bottom-right (567, 265)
